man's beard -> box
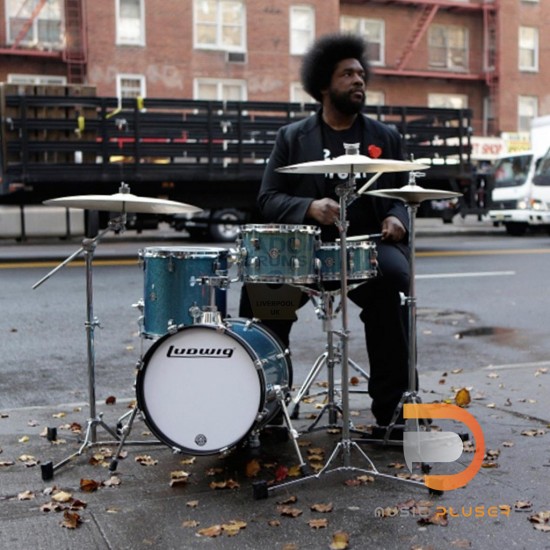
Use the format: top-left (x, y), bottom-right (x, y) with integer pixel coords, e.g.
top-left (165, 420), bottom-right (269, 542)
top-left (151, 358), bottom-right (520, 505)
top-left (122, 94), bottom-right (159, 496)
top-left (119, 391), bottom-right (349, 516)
top-left (328, 88), bottom-right (364, 116)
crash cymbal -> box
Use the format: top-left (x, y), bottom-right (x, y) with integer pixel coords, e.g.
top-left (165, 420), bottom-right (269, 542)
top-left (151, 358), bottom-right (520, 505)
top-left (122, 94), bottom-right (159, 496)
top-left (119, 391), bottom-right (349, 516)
top-left (276, 154), bottom-right (429, 174)
top-left (43, 192), bottom-right (203, 214)
top-left (364, 184), bottom-right (462, 203)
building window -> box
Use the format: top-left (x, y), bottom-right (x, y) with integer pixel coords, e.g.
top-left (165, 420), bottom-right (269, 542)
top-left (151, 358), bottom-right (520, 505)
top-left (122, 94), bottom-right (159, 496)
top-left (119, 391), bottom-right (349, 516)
top-left (194, 78), bottom-right (247, 101)
top-left (518, 96), bottom-right (537, 132)
top-left (519, 27), bottom-right (538, 71)
top-left (428, 25), bottom-right (468, 71)
top-left (7, 73), bottom-right (66, 85)
top-left (290, 5), bottom-right (315, 55)
top-left (340, 16), bottom-right (384, 65)
top-left (6, 0), bottom-right (63, 48)
top-left (428, 93), bottom-right (468, 110)
top-left (116, 0), bottom-right (145, 45)
top-left (366, 90), bottom-right (385, 106)
top-left (194, 0), bottom-right (245, 51)
top-left (117, 74), bottom-right (146, 99)
top-left (290, 82), bottom-right (314, 104)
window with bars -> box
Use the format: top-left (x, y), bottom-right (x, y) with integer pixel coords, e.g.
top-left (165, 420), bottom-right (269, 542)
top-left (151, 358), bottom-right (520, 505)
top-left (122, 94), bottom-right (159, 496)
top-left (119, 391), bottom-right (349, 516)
top-left (117, 74), bottom-right (146, 99)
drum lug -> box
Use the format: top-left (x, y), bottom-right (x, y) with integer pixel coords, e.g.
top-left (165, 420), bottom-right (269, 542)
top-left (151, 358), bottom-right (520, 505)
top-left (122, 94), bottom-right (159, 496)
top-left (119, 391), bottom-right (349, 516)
top-left (251, 238), bottom-right (260, 250)
top-left (250, 256), bottom-right (259, 271)
top-left (292, 257), bottom-right (300, 271)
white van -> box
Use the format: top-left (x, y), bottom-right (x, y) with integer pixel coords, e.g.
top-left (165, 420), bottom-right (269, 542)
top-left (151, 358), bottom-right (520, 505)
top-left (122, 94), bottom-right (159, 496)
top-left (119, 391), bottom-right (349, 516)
top-left (488, 151), bottom-right (537, 235)
top-left (527, 146), bottom-right (550, 230)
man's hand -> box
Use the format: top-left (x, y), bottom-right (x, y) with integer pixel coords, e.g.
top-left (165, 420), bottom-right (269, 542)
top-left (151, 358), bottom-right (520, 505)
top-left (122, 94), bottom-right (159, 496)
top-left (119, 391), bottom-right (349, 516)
top-left (306, 198), bottom-right (340, 225)
top-left (381, 215), bottom-right (406, 242)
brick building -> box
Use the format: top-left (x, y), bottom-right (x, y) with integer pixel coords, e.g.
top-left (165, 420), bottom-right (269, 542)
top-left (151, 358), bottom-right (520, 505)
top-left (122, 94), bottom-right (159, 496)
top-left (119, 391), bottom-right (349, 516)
top-left (0, 0), bottom-right (549, 138)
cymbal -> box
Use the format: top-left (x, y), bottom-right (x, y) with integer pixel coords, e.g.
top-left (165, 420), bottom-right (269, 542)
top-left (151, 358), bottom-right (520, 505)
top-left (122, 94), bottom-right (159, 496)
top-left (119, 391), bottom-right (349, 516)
top-left (277, 154), bottom-right (429, 174)
top-left (43, 192), bottom-right (203, 214)
top-left (364, 184), bottom-right (462, 203)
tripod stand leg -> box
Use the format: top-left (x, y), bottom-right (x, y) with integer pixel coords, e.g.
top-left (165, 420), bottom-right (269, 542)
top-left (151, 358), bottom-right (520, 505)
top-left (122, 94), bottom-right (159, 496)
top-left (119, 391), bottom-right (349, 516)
top-left (109, 405), bottom-right (140, 472)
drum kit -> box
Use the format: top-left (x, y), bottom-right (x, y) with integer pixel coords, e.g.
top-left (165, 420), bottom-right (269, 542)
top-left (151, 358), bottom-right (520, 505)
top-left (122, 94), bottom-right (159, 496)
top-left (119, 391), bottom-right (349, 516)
top-left (35, 151), bottom-right (462, 494)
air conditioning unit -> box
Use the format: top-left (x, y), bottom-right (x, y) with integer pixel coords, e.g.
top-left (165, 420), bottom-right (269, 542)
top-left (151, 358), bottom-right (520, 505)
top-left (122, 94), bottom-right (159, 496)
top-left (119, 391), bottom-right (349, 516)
top-left (226, 51), bottom-right (247, 63)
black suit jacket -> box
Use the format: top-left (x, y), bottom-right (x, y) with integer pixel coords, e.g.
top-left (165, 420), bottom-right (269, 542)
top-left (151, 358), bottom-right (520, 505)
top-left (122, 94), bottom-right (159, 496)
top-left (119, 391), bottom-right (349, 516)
top-left (258, 111), bottom-right (409, 245)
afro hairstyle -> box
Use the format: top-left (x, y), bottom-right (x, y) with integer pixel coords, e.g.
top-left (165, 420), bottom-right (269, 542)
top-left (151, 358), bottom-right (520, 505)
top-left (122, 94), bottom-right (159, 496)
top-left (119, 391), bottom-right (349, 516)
top-left (300, 33), bottom-right (371, 103)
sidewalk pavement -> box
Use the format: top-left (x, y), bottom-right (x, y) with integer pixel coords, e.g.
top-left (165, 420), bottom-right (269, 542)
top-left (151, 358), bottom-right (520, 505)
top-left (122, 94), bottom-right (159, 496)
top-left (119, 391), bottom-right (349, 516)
top-left (1, 359), bottom-right (549, 549)
top-left (5, 216), bottom-right (550, 549)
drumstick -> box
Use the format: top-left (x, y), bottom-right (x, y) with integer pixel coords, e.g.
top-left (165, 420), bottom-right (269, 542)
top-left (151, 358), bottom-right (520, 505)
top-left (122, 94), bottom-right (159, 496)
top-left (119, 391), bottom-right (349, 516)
top-left (336, 233), bottom-right (382, 242)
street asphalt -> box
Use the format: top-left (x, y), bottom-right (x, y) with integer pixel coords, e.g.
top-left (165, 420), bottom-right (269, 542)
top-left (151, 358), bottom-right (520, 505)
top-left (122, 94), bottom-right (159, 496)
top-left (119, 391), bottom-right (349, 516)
top-left (1, 216), bottom-right (550, 549)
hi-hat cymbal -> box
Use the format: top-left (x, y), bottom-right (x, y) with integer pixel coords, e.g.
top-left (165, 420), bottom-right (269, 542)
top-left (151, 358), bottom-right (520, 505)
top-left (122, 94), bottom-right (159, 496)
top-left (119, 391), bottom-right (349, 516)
top-left (276, 154), bottom-right (429, 174)
top-left (364, 184), bottom-right (462, 203)
top-left (43, 192), bottom-right (203, 214)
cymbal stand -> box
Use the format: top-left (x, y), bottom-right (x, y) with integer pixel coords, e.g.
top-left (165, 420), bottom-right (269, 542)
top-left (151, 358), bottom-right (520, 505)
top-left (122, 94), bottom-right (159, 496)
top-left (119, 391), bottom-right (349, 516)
top-left (253, 144), bottom-right (426, 499)
top-left (290, 290), bottom-right (369, 432)
top-left (33, 215), bottom-right (129, 480)
top-left (359, 170), bottom-right (429, 445)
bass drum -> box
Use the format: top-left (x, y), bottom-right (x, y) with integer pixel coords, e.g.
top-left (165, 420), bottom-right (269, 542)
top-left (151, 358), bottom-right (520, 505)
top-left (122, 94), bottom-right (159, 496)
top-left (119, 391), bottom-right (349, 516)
top-left (136, 319), bottom-right (291, 455)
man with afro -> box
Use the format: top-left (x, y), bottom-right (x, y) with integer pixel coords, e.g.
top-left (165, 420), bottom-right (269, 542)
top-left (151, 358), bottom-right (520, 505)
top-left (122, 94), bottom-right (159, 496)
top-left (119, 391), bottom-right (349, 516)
top-left (240, 33), bottom-right (413, 432)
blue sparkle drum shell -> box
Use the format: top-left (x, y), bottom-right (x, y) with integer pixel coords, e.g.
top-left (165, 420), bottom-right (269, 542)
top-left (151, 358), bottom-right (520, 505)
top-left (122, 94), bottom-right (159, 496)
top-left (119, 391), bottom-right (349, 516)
top-left (238, 224), bottom-right (321, 284)
top-left (135, 319), bottom-right (291, 455)
top-left (316, 241), bottom-right (378, 281)
top-left (139, 246), bottom-right (228, 337)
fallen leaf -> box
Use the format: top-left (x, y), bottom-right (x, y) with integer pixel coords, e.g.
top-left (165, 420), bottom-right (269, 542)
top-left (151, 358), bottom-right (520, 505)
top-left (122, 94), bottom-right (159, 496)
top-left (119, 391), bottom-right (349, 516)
top-left (182, 519), bottom-right (200, 528)
top-left (197, 524), bottom-right (222, 537)
top-left (275, 465), bottom-right (289, 482)
top-left (245, 459), bottom-right (261, 478)
top-left (52, 490), bottom-right (73, 503)
top-left (222, 520), bottom-right (247, 536)
top-left (515, 500), bottom-right (533, 511)
top-left (268, 519), bottom-right (281, 527)
top-left (521, 429), bottom-right (545, 437)
top-left (18, 490), bottom-right (35, 501)
top-left (170, 470), bottom-right (190, 487)
top-left (41, 501), bottom-right (64, 512)
top-left (455, 388), bottom-right (471, 407)
top-left (528, 510), bottom-right (550, 523)
top-left (209, 479), bottom-right (240, 490)
top-left (60, 510), bottom-right (82, 529)
top-left (105, 396), bottom-right (116, 405)
top-left (135, 455), bottom-right (158, 466)
top-left (309, 518), bottom-right (328, 529)
top-left (52, 412), bottom-right (66, 419)
top-left (418, 511), bottom-right (448, 526)
top-left (330, 530), bottom-right (350, 549)
top-left (311, 502), bottom-right (333, 513)
top-left (18, 436), bottom-right (29, 443)
top-left (102, 476), bottom-right (122, 487)
top-left (186, 500), bottom-right (199, 508)
top-left (80, 479), bottom-right (100, 492)
top-left (180, 457), bottom-right (196, 465)
top-left (278, 506), bottom-right (303, 518)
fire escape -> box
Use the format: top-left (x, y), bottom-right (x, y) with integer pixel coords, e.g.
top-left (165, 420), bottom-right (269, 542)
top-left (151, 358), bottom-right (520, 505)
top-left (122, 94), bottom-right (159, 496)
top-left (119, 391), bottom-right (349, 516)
top-left (0, 0), bottom-right (87, 84)
top-left (63, 0), bottom-right (87, 84)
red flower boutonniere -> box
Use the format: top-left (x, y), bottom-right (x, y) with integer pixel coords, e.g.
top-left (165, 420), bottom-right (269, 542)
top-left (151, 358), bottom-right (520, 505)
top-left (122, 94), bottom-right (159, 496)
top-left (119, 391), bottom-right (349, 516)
top-left (367, 145), bottom-right (382, 159)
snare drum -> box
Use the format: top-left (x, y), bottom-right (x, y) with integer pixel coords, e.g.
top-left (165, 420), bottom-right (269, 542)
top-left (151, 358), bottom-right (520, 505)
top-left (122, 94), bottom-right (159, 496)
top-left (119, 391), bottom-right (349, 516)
top-left (316, 241), bottom-right (377, 281)
top-left (136, 318), bottom-right (291, 455)
top-left (238, 224), bottom-right (320, 284)
top-left (139, 246), bottom-right (228, 337)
